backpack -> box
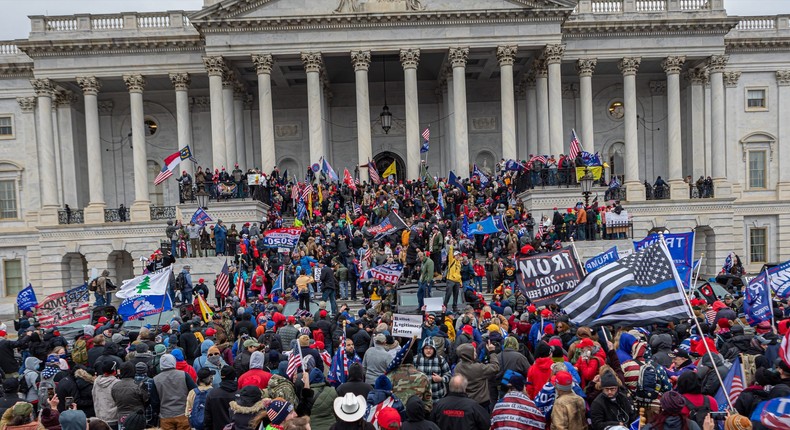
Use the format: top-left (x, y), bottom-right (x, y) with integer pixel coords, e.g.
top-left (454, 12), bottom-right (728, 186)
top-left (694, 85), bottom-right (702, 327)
top-left (175, 273), bottom-right (186, 291)
top-left (684, 396), bottom-right (712, 429)
top-left (88, 278), bottom-right (98, 292)
top-left (635, 360), bottom-right (663, 404)
top-left (264, 374), bottom-right (298, 407)
top-left (189, 388), bottom-right (210, 430)
top-left (17, 372), bottom-right (32, 395)
top-left (72, 338), bottom-right (88, 365)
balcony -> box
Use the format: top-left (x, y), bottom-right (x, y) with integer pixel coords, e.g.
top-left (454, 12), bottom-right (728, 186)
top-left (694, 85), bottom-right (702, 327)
top-left (574, 0), bottom-right (722, 15)
top-left (27, 11), bottom-right (198, 40)
top-left (58, 209), bottom-right (84, 225)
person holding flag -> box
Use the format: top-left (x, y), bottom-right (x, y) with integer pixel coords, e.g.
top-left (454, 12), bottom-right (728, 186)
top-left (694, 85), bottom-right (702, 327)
top-left (328, 332), bottom-right (361, 388)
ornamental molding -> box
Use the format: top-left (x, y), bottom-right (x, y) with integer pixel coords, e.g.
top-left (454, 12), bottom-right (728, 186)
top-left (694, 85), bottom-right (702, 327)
top-left (54, 89), bottom-right (78, 107)
top-left (17, 36), bottom-right (203, 58)
top-left (543, 44), bottom-right (564, 65)
top-left (399, 48), bottom-right (419, 70)
top-left (739, 132), bottom-right (776, 163)
top-left (222, 70), bottom-right (236, 89)
top-left (686, 68), bottom-right (708, 85)
top-left (707, 55), bottom-right (729, 73)
top-left (522, 71), bottom-right (537, 88)
top-left (190, 96), bottom-right (211, 112)
top-left (203, 56), bottom-right (226, 77)
top-left (562, 17), bottom-right (739, 39)
top-left (496, 45), bottom-right (518, 67)
top-left (17, 97), bottom-right (36, 112)
top-left (123, 74), bottom-right (146, 93)
top-left (169, 72), bottom-right (191, 91)
top-left (252, 54), bottom-right (273, 75)
top-left (726, 38), bottom-right (790, 53)
top-left (576, 58), bottom-right (597, 77)
top-left (233, 82), bottom-right (247, 100)
top-left (351, 50), bottom-right (371, 71)
top-left (661, 56), bottom-right (685, 75)
top-left (776, 70), bottom-right (790, 86)
top-left (723, 71), bottom-right (741, 88)
top-left (618, 57), bottom-right (641, 76)
top-left (301, 52), bottom-right (323, 73)
top-left (533, 58), bottom-right (548, 78)
top-left (76, 76), bottom-right (101, 95)
top-left (30, 78), bottom-right (55, 97)
top-left (97, 101), bottom-right (114, 115)
top-left (0, 63), bottom-right (33, 77)
top-left (649, 81), bottom-right (667, 96)
top-left (449, 47), bottom-right (469, 68)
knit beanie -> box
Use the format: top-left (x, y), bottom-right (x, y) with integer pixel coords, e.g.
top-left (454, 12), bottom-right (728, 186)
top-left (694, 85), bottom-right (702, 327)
top-left (503, 336), bottom-right (519, 351)
top-left (535, 341), bottom-right (552, 358)
top-left (267, 399), bottom-right (293, 425)
top-left (600, 371), bottom-right (619, 388)
top-left (374, 375), bottom-right (393, 391)
top-left (659, 391), bottom-right (685, 414)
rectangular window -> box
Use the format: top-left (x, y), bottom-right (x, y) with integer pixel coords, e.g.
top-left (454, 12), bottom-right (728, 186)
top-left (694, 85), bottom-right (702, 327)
top-left (746, 88), bottom-right (767, 110)
top-left (0, 116), bottom-right (11, 138)
top-left (3, 259), bottom-right (23, 297)
top-left (0, 180), bottom-right (16, 219)
top-left (748, 151), bottom-right (766, 189)
top-left (750, 228), bottom-right (767, 264)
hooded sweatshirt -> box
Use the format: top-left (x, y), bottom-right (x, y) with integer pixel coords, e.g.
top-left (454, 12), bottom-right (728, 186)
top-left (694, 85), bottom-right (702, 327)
top-left (58, 410), bottom-right (87, 430)
top-left (402, 395), bottom-right (440, 430)
top-left (22, 357), bottom-right (41, 402)
top-left (453, 343), bottom-right (500, 405)
top-left (193, 340), bottom-right (215, 373)
top-left (236, 351), bottom-right (271, 390)
top-left (527, 357), bottom-right (554, 400)
top-left (616, 333), bottom-right (637, 364)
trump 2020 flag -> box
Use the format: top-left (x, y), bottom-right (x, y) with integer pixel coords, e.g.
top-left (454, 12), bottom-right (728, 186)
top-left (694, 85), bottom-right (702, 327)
top-left (585, 246), bottom-right (621, 274)
top-left (116, 266), bottom-right (173, 299)
top-left (744, 272), bottom-right (773, 325)
top-left (16, 284), bottom-right (38, 312)
top-left (448, 171), bottom-right (467, 195)
top-left (118, 294), bottom-right (173, 321)
top-left (473, 165), bottom-right (490, 186)
top-left (191, 207), bottom-right (212, 226)
top-left (767, 259), bottom-right (790, 299)
top-left (321, 158), bottom-right (339, 182)
top-left (714, 356), bottom-right (743, 411)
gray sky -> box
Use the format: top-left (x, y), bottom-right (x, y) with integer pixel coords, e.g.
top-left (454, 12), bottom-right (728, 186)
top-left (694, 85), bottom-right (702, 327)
top-left (0, 0), bottom-right (786, 40)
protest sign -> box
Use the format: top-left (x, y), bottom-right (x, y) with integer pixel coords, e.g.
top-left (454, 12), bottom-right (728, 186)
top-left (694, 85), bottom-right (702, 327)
top-left (361, 263), bottom-right (403, 284)
top-left (263, 227), bottom-right (303, 249)
top-left (392, 313), bottom-right (422, 337)
top-left (36, 284), bottom-right (91, 329)
top-left (584, 246), bottom-right (620, 273)
top-left (515, 247), bottom-right (583, 306)
top-left (425, 297), bottom-right (443, 312)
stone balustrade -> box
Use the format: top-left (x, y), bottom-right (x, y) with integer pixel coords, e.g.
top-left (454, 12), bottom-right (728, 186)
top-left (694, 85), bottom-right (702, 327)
top-left (0, 43), bottom-right (19, 55)
top-left (734, 15), bottom-right (789, 31)
top-left (29, 11), bottom-right (196, 35)
top-left (575, 0), bottom-right (722, 14)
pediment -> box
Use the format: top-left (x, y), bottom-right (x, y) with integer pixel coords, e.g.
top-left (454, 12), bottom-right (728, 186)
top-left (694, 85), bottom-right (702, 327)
top-left (190, 0), bottom-right (576, 21)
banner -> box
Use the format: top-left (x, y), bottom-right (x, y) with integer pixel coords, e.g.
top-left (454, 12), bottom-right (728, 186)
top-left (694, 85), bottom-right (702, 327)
top-left (584, 246), bottom-right (620, 274)
top-left (218, 183), bottom-right (237, 195)
top-left (391, 313), bottom-right (422, 337)
top-left (767, 260), bottom-right (790, 298)
top-left (605, 210), bottom-right (630, 226)
top-left (634, 231), bottom-right (695, 288)
top-left (116, 267), bottom-right (173, 299)
top-left (515, 248), bottom-right (583, 306)
top-left (16, 284), bottom-right (38, 312)
top-left (191, 207), bottom-right (212, 226)
top-left (36, 284), bottom-right (91, 329)
top-left (744, 272), bottom-right (773, 326)
top-left (575, 166), bottom-right (603, 181)
top-left (362, 263), bottom-right (404, 284)
top-left (368, 212), bottom-right (408, 241)
top-left (262, 227), bottom-right (303, 249)
top-left (247, 174), bottom-right (263, 185)
top-left (467, 215), bottom-right (507, 236)
top-left (117, 294), bottom-right (173, 322)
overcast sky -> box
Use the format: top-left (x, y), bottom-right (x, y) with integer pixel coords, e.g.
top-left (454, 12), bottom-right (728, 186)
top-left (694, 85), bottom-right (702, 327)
top-left (0, 0), bottom-right (786, 40)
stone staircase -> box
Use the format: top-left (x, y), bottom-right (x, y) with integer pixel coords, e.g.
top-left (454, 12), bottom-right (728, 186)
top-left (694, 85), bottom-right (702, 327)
top-left (569, 238), bottom-right (634, 261)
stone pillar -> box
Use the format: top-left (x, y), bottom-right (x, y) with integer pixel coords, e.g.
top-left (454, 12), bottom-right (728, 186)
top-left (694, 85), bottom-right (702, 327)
top-left (123, 74), bottom-right (151, 221)
top-left (222, 70), bottom-right (237, 170)
top-left (708, 55), bottom-right (730, 196)
top-left (778, 71), bottom-right (790, 198)
top-left (401, 48), bottom-right (421, 180)
top-left (55, 90), bottom-right (78, 208)
top-left (351, 50), bottom-right (372, 182)
top-left (724, 71), bottom-right (741, 195)
top-left (252, 54), bottom-right (276, 174)
top-left (169, 73), bottom-right (193, 180)
top-left (619, 57), bottom-right (644, 201)
top-left (576, 59), bottom-right (597, 149)
top-left (17, 97), bottom-right (37, 213)
top-left (203, 56), bottom-right (227, 170)
top-left (545, 44), bottom-right (565, 158)
top-left (450, 47), bottom-right (470, 176)
top-left (498, 45), bottom-right (518, 161)
top-left (687, 68), bottom-right (707, 180)
top-left (302, 52), bottom-right (325, 165)
top-left (444, 73), bottom-right (456, 174)
top-left (524, 73), bottom-right (538, 157)
top-left (234, 84), bottom-right (246, 169)
top-left (77, 76), bottom-right (106, 223)
top-left (534, 59), bottom-right (550, 156)
top-left (30, 78), bottom-right (58, 224)
top-left (662, 56), bottom-right (686, 199)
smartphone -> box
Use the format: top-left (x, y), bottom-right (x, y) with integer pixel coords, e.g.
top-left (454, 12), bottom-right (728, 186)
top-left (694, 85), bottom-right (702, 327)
top-left (710, 412), bottom-right (728, 421)
top-left (65, 397), bottom-right (74, 409)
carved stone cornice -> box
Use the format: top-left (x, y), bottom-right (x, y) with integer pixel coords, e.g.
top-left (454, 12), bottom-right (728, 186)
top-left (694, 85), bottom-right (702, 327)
top-left (17, 97), bottom-right (36, 113)
top-left (496, 45), bottom-right (518, 67)
top-left (522, 71), bottom-right (536, 88)
top-left (649, 81), bottom-right (667, 96)
top-left (618, 57), bottom-right (641, 76)
top-left (723, 71), bottom-right (741, 88)
top-left (543, 44), bottom-right (564, 65)
top-left (562, 83), bottom-right (578, 99)
top-left (123, 74), bottom-right (146, 93)
top-left (252, 54), bottom-right (273, 75)
top-left (533, 58), bottom-right (548, 78)
top-left (203, 56), bottom-right (226, 77)
top-left (726, 38), bottom-right (790, 53)
top-left (30, 78), bottom-right (55, 97)
top-left (301, 52), bottom-right (323, 73)
top-left (563, 17), bottom-right (740, 39)
top-left (576, 58), bottom-right (597, 77)
top-left (233, 82), bottom-right (246, 100)
top-left (97, 101), bottom-right (114, 115)
top-left (221, 70), bottom-right (236, 89)
top-left (55, 89), bottom-right (78, 107)
top-left (190, 96), bottom-right (210, 113)
top-left (0, 63), bottom-right (33, 78)
top-left (76, 76), bottom-right (101, 96)
top-left (449, 47), bottom-right (469, 68)
top-left (243, 93), bottom-right (254, 110)
top-left (351, 50), bottom-right (371, 72)
top-left (686, 68), bottom-right (708, 85)
top-left (661, 56), bottom-right (685, 75)
top-left (17, 35), bottom-right (203, 58)
top-left (776, 70), bottom-right (790, 86)
top-left (169, 73), bottom-right (191, 91)
top-left (707, 55), bottom-right (729, 74)
top-left (399, 48), bottom-right (420, 70)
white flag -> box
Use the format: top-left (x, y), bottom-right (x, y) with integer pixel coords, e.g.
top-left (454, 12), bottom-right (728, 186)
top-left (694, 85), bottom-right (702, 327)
top-left (116, 266), bottom-right (172, 299)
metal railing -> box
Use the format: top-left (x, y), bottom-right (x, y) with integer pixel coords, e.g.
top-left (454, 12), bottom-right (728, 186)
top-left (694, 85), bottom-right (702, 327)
top-left (103, 208), bottom-right (129, 223)
top-left (58, 209), bottom-right (84, 225)
top-left (645, 183), bottom-right (670, 200)
top-left (604, 220), bottom-right (633, 240)
top-left (150, 206), bottom-right (176, 221)
top-left (689, 182), bottom-right (715, 199)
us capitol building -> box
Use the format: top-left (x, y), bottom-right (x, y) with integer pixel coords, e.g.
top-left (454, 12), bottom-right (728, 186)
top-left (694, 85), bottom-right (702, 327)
top-left (0, 0), bottom-right (787, 302)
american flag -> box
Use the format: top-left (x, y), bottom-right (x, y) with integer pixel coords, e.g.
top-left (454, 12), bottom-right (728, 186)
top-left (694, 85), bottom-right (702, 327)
top-left (714, 356), bottom-right (744, 411)
top-left (291, 183), bottom-right (299, 201)
top-left (385, 337), bottom-right (413, 374)
top-left (422, 127), bottom-right (430, 142)
top-left (530, 155), bottom-right (548, 165)
top-left (364, 246), bottom-right (373, 263)
top-left (236, 271), bottom-right (246, 307)
top-left (569, 129), bottom-right (582, 160)
top-left (367, 160), bottom-right (381, 185)
top-left (215, 260), bottom-right (230, 297)
top-left (328, 328), bottom-right (348, 385)
top-left (286, 345), bottom-right (303, 378)
top-left (353, 203), bottom-right (362, 216)
top-left (301, 183), bottom-right (314, 201)
top-left (154, 169), bottom-right (173, 186)
top-left (536, 223), bottom-right (545, 239)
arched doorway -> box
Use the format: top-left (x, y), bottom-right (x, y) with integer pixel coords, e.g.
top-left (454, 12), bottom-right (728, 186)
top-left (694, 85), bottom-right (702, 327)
top-left (277, 158), bottom-right (301, 182)
top-left (474, 151), bottom-right (496, 176)
top-left (148, 160), bottom-right (165, 206)
top-left (608, 142), bottom-right (625, 183)
top-left (61, 253), bottom-right (88, 289)
top-left (107, 250), bottom-right (134, 285)
top-left (374, 151), bottom-right (405, 182)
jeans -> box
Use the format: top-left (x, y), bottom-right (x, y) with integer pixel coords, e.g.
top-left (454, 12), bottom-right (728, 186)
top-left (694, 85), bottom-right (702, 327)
top-left (321, 288), bottom-right (338, 315)
top-left (299, 293), bottom-right (310, 311)
top-left (576, 224), bottom-right (586, 240)
top-left (485, 274), bottom-right (494, 293)
top-left (180, 288), bottom-right (193, 304)
top-left (417, 281), bottom-right (428, 311)
top-left (170, 240), bottom-right (178, 256)
top-left (474, 276), bottom-right (483, 292)
top-left (189, 238), bottom-right (202, 257)
top-left (94, 292), bottom-right (106, 307)
top-left (339, 281), bottom-right (349, 300)
top-left (443, 280), bottom-right (460, 309)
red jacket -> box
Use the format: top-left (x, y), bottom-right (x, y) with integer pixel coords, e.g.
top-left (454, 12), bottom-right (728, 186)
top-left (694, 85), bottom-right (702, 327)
top-left (176, 360), bottom-right (197, 382)
top-left (238, 369), bottom-right (272, 390)
top-left (527, 357), bottom-right (554, 399)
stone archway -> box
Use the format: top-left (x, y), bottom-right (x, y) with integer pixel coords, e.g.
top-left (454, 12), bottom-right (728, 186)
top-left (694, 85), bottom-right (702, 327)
top-left (607, 142), bottom-right (625, 183)
top-left (61, 252), bottom-right (88, 289)
top-left (374, 151), bottom-right (405, 182)
top-left (107, 250), bottom-right (134, 285)
top-left (474, 150), bottom-right (496, 176)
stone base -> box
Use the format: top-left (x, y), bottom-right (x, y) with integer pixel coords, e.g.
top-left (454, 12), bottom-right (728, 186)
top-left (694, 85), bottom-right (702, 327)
top-left (777, 182), bottom-right (790, 200)
top-left (130, 201), bottom-right (151, 222)
top-left (669, 180), bottom-right (688, 200)
top-left (38, 207), bottom-right (59, 226)
top-left (624, 181), bottom-right (645, 202)
top-left (714, 178), bottom-right (732, 198)
top-left (84, 204), bottom-right (106, 224)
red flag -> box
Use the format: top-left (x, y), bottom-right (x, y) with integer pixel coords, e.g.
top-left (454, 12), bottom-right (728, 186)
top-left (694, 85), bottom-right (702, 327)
top-left (215, 261), bottom-right (230, 297)
top-left (780, 330), bottom-right (790, 369)
top-left (236, 272), bottom-right (246, 307)
top-left (343, 168), bottom-right (357, 191)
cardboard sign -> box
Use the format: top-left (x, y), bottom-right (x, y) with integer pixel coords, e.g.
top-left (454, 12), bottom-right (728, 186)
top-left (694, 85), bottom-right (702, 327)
top-left (391, 313), bottom-right (422, 337)
top-left (515, 247), bottom-right (583, 306)
top-left (424, 297), bottom-right (443, 312)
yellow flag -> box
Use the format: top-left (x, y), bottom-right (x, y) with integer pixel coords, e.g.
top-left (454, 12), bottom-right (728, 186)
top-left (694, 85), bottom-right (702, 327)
top-left (318, 184), bottom-right (323, 203)
top-left (382, 161), bottom-right (397, 178)
top-left (346, 212), bottom-right (352, 226)
top-left (196, 294), bottom-right (213, 323)
top-left (294, 218), bottom-right (303, 227)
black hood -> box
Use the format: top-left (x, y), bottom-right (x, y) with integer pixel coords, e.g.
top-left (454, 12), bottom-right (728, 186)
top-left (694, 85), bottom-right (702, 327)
top-left (405, 395), bottom-right (425, 422)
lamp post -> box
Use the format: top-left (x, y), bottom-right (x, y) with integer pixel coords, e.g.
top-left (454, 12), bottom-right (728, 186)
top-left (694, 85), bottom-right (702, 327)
top-left (380, 56), bottom-right (392, 134)
top-left (580, 167), bottom-right (595, 207)
top-left (195, 189), bottom-right (210, 210)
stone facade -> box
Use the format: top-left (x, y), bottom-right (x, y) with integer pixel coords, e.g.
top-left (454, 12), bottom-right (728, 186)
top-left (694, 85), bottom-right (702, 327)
top-left (0, 0), bottom-right (788, 300)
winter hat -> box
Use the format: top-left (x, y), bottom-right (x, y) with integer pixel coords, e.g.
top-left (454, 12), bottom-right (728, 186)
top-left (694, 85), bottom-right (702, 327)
top-left (724, 413), bottom-right (752, 430)
top-left (554, 371), bottom-right (573, 392)
top-left (309, 367), bottom-right (325, 385)
top-left (221, 366), bottom-right (236, 381)
top-left (83, 325), bottom-right (95, 337)
top-left (535, 341), bottom-right (552, 358)
top-left (508, 373), bottom-right (526, 391)
top-left (154, 344), bottom-right (167, 356)
top-left (503, 336), bottom-right (519, 351)
top-left (374, 375), bottom-right (393, 391)
top-left (717, 318), bottom-right (731, 330)
top-left (377, 407), bottom-right (402, 429)
top-left (59, 410), bottom-right (87, 430)
top-left (2, 378), bottom-right (18, 393)
top-left (161, 324), bottom-right (171, 333)
top-left (134, 362), bottom-right (148, 375)
top-left (236, 385), bottom-right (262, 407)
top-left (659, 391), bottom-right (686, 414)
top-left (600, 371), bottom-right (619, 388)
top-left (487, 324), bottom-right (500, 333)
top-left (12, 402), bottom-right (33, 419)
top-left (266, 399), bottom-right (293, 425)
top-left (171, 349), bottom-right (185, 362)
top-left (135, 343), bottom-right (149, 354)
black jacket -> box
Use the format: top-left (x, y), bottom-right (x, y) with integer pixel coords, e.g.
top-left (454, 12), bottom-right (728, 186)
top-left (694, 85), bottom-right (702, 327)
top-left (87, 345), bottom-right (105, 369)
top-left (429, 392), bottom-right (490, 430)
top-left (0, 392), bottom-right (21, 418)
top-left (403, 395), bottom-right (440, 430)
top-left (589, 390), bottom-right (637, 430)
top-left (0, 337), bottom-right (28, 375)
top-left (180, 331), bottom-right (202, 363)
top-left (205, 379), bottom-right (236, 430)
top-left (336, 380), bottom-right (372, 399)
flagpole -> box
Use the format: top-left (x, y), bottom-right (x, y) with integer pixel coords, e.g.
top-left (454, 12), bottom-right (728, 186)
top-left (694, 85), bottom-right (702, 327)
top-left (296, 335), bottom-right (305, 373)
top-left (660, 234), bottom-right (734, 411)
top-left (765, 267), bottom-right (777, 333)
top-left (569, 237), bottom-right (588, 276)
top-left (689, 252), bottom-right (705, 297)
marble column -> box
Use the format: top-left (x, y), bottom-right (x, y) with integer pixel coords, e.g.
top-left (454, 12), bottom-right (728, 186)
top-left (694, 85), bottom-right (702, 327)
top-left (708, 55), bottom-right (730, 196)
top-left (619, 57), bottom-right (644, 201)
top-left (724, 71), bottom-right (741, 195)
top-left (450, 47), bottom-right (470, 176)
top-left (234, 84), bottom-right (246, 169)
top-left (687, 68), bottom-right (707, 180)
top-left (55, 90), bottom-right (78, 208)
top-left (17, 97), bottom-right (38, 213)
top-left (524, 73), bottom-right (538, 157)
top-left (30, 79), bottom-right (58, 223)
top-left (534, 59), bottom-right (550, 156)
top-left (222, 70), bottom-right (237, 170)
top-left (252, 54), bottom-right (276, 174)
top-left (123, 74), bottom-right (151, 221)
top-left (77, 76), bottom-right (105, 223)
top-left (576, 59), bottom-right (597, 149)
top-left (203, 56), bottom-right (227, 170)
top-left (352, 50), bottom-right (372, 182)
top-left (777, 71), bottom-right (790, 198)
top-left (545, 44), bottom-right (565, 158)
top-left (169, 73), bottom-right (193, 179)
top-left (302, 52), bottom-right (325, 165)
top-left (497, 45), bottom-right (518, 161)
top-left (662, 56), bottom-right (686, 199)
top-left (401, 48), bottom-right (421, 180)
top-left (444, 73), bottom-right (456, 174)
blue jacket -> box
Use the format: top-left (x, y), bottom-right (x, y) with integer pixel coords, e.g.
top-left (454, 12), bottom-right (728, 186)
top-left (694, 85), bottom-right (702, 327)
top-left (299, 256), bottom-right (318, 275)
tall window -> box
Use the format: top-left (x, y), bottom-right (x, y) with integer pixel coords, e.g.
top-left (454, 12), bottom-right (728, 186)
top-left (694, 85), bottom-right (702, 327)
top-left (746, 88), bottom-right (767, 111)
top-left (0, 116), bottom-right (12, 138)
top-left (748, 151), bottom-right (766, 189)
top-left (0, 180), bottom-right (16, 219)
top-left (750, 228), bottom-right (767, 264)
top-left (3, 259), bottom-right (23, 296)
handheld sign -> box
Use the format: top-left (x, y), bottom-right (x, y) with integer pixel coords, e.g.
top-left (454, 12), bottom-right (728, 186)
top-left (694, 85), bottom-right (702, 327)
top-left (392, 313), bottom-right (422, 337)
top-left (515, 247), bottom-right (583, 306)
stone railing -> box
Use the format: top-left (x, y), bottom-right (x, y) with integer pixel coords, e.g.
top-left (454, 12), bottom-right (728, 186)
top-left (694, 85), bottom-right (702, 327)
top-left (30, 11), bottom-right (196, 34)
top-left (735, 16), bottom-right (778, 31)
top-left (576, 0), bottom-right (721, 14)
top-left (0, 43), bottom-right (19, 55)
